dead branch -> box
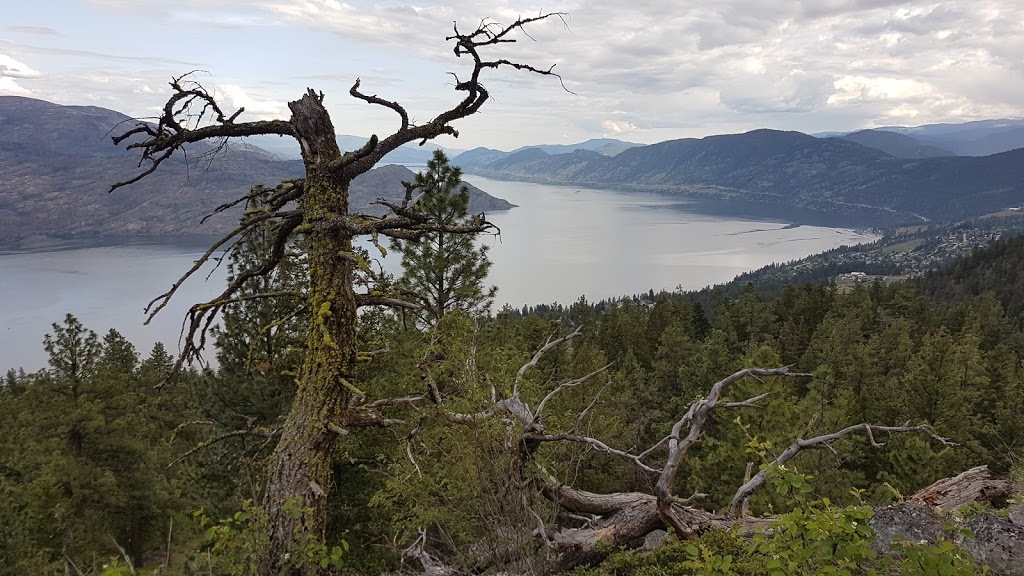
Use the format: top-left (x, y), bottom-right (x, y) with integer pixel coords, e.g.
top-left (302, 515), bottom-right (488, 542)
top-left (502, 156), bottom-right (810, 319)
top-left (655, 368), bottom-right (808, 535)
top-left (532, 362), bottom-right (614, 426)
top-left (728, 422), bottom-right (955, 517)
top-left (168, 427), bottom-right (280, 468)
top-left (515, 326), bottom-right (583, 398)
top-left (523, 432), bottom-right (661, 474)
top-left (402, 529), bottom-right (459, 576)
top-left (355, 293), bottom-right (420, 310)
top-left (349, 78), bottom-right (410, 132)
top-left (368, 395), bottom-right (429, 409)
top-left (110, 72), bottom-right (295, 192)
top-left (571, 377), bottom-right (611, 433)
top-left (908, 465), bottom-right (1009, 511)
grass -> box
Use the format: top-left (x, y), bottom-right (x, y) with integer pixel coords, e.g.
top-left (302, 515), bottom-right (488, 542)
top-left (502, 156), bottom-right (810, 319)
top-left (881, 238), bottom-right (926, 254)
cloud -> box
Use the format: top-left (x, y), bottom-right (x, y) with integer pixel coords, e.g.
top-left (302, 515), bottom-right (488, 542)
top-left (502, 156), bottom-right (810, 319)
top-left (10, 0), bottom-right (1024, 148)
top-left (4, 26), bottom-right (59, 36)
top-left (0, 54), bottom-right (42, 79)
top-left (0, 54), bottom-right (41, 94)
top-left (0, 77), bottom-right (31, 95)
top-left (213, 83), bottom-right (289, 118)
top-left (602, 119), bottom-right (638, 134)
top-left (829, 76), bottom-right (936, 104)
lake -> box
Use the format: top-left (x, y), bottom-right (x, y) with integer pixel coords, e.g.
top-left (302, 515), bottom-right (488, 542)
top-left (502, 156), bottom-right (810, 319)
top-left (0, 176), bottom-right (876, 371)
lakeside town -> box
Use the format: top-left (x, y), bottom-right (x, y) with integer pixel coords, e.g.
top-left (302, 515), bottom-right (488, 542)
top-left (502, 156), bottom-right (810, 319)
top-left (730, 213), bottom-right (1024, 289)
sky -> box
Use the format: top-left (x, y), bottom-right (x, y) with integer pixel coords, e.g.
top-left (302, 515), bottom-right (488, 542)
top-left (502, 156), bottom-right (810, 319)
top-left (2, 0), bottom-right (1023, 150)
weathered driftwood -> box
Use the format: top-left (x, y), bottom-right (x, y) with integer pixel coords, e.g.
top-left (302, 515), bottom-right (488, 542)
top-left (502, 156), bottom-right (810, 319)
top-left (908, 465), bottom-right (1010, 510)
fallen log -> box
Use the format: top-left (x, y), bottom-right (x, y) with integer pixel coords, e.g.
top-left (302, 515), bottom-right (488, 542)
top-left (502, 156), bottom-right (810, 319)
top-left (908, 465), bottom-right (1010, 510)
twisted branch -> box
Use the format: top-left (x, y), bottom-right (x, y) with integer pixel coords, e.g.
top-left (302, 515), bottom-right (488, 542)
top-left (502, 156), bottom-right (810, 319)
top-left (728, 422), bottom-right (955, 517)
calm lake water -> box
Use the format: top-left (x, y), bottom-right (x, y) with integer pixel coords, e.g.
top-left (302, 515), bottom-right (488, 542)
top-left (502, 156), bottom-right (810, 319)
top-left (0, 176), bottom-right (876, 371)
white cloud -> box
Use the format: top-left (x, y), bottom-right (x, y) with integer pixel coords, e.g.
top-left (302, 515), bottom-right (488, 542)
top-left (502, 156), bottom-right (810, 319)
top-left (0, 54), bottom-right (42, 79)
top-left (7, 0), bottom-right (1024, 147)
top-left (213, 84), bottom-right (289, 118)
top-left (602, 119), bottom-right (638, 134)
top-left (829, 76), bottom-right (936, 104)
top-left (0, 77), bottom-right (31, 94)
top-left (0, 54), bottom-right (41, 95)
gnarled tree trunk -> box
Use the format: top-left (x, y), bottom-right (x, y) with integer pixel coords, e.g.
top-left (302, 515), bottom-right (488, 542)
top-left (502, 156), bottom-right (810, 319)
top-left (258, 91), bottom-right (356, 575)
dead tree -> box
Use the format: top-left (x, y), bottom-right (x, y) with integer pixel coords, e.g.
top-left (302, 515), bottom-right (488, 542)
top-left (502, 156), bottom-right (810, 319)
top-left (110, 15), bottom-right (567, 576)
top-left (394, 328), bottom-right (957, 572)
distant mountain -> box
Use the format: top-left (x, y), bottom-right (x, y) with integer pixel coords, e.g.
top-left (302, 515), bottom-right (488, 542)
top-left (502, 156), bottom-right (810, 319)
top-left (819, 119), bottom-right (1024, 157)
top-left (453, 138), bottom-right (640, 171)
top-left (509, 138), bottom-right (641, 157)
top-left (877, 119), bottom-right (1024, 156)
top-left (459, 128), bottom-right (1024, 226)
top-left (839, 129), bottom-right (953, 158)
top-left (243, 134), bottom-right (465, 164)
top-left (0, 96), bottom-right (511, 249)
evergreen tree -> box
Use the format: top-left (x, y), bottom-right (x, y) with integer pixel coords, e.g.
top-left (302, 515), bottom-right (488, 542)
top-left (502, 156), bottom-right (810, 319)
top-left (208, 187), bottom-right (307, 429)
top-left (392, 150), bottom-right (497, 326)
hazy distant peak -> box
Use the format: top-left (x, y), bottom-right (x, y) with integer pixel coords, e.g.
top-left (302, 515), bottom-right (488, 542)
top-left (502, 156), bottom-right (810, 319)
top-left (840, 129), bottom-right (954, 159)
top-left (815, 118), bottom-right (1024, 157)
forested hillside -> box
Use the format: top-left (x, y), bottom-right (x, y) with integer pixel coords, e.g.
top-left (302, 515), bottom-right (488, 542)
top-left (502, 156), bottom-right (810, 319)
top-left (4, 229), bottom-right (1024, 574)
top-left (916, 235), bottom-right (1024, 328)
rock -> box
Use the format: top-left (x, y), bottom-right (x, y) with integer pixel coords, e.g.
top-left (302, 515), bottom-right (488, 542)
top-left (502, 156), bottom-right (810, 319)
top-left (869, 503), bottom-right (948, 552)
top-left (642, 529), bottom-right (668, 551)
top-left (1008, 505), bottom-right (1024, 526)
top-left (960, 516), bottom-right (1024, 576)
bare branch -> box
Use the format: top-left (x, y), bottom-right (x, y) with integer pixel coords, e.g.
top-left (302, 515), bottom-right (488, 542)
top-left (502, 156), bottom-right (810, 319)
top-left (355, 293), bottom-right (420, 310)
top-left (637, 434), bottom-right (671, 461)
top-left (571, 377), bottom-right (612, 433)
top-left (367, 395), bottom-right (429, 409)
top-left (524, 432), bottom-right (662, 474)
top-left (349, 77), bottom-right (410, 131)
top-left (201, 179), bottom-right (304, 224)
top-left (720, 392), bottom-right (771, 409)
top-left (655, 367), bottom-right (810, 536)
top-left (110, 72), bottom-right (295, 192)
top-left (524, 493), bottom-right (552, 547)
top-left (342, 13), bottom-right (571, 177)
top-left (728, 423), bottom-right (955, 517)
top-left (514, 326), bottom-right (583, 398)
top-left (406, 441), bottom-right (422, 478)
top-left (168, 427), bottom-right (280, 468)
top-left (533, 362), bottom-right (614, 426)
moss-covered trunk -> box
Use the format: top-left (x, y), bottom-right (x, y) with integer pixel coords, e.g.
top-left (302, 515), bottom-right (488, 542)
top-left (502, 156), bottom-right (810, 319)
top-left (258, 91), bottom-right (355, 576)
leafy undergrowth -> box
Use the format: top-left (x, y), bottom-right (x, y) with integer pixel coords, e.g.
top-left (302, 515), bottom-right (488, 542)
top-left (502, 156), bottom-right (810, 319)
top-left (574, 515), bottom-right (981, 576)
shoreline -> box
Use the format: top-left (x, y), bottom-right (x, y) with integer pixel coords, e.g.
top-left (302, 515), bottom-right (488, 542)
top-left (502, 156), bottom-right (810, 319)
top-left (0, 234), bottom-right (229, 256)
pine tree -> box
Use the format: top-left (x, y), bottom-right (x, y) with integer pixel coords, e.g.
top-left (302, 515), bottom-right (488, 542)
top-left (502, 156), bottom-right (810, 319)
top-left (392, 150), bottom-right (497, 326)
top-left (208, 187), bottom-right (308, 428)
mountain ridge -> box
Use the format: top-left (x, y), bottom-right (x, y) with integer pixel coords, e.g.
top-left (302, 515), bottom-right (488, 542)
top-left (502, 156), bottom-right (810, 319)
top-left (838, 129), bottom-right (954, 158)
top-left (0, 96), bottom-right (513, 249)
top-left (457, 128), bottom-right (1024, 226)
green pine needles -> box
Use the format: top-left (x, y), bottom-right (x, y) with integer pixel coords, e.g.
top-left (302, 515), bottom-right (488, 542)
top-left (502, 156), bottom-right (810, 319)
top-left (392, 150), bottom-right (497, 326)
